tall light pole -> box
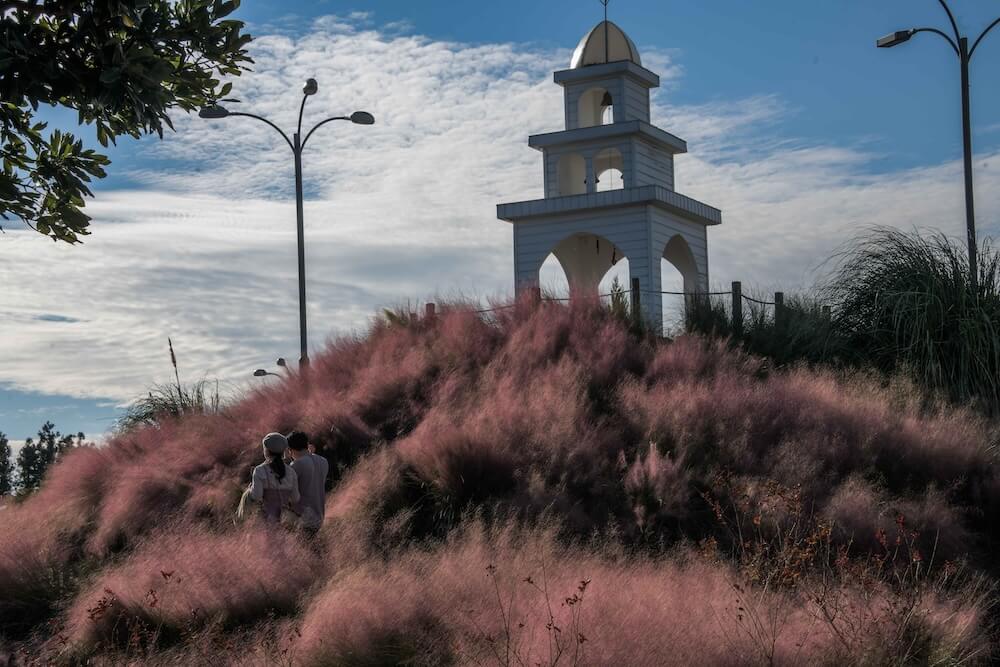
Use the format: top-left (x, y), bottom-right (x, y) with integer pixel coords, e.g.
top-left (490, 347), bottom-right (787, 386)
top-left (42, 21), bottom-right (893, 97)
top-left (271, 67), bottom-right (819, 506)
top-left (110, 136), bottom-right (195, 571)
top-left (878, 1), bottom-right (1000, 294)
top-left (199, 79), bottom-right (375, 369)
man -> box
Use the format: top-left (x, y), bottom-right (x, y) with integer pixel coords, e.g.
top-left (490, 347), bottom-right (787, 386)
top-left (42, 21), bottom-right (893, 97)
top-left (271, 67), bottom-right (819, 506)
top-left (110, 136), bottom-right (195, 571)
top-left (287, 431), bottom-right (329, 534)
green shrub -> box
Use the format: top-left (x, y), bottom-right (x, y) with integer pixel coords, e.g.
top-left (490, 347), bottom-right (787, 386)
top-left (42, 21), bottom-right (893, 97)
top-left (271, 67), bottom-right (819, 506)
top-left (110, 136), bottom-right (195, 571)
top-left (827, 228), bottom-right (1000, 414)
top-left (685, 292), bottom-right (845, 367)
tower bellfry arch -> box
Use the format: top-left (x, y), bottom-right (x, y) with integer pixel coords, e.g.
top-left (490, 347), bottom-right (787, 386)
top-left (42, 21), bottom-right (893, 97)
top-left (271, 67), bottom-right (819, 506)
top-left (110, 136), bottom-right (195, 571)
top-left (497, 20), bottom-right (722, 330)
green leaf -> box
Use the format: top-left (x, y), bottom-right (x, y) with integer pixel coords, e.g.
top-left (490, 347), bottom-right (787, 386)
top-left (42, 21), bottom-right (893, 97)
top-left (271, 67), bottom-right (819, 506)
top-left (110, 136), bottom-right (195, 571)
top-left (1, 0), bottom-right (253, 244)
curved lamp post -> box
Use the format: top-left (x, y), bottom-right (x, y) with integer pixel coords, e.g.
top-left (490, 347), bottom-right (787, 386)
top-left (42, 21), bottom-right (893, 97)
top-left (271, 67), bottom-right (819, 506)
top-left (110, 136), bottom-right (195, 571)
top-left (252, 358), bottom-right (292, 379)
top-left (200, 79), bottom-right (375, 369)
top-left (878, 1), bottom-right (1000, 293)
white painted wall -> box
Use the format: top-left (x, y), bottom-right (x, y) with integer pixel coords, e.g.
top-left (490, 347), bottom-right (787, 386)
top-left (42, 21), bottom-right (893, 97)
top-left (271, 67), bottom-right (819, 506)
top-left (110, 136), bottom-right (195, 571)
top-left (512, 205), bottom-right (708, 330)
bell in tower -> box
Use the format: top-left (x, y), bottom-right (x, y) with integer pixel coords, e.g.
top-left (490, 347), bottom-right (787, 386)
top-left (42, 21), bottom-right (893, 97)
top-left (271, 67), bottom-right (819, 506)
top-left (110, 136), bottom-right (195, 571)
top-left (497, 15), bottom-right (722, 332)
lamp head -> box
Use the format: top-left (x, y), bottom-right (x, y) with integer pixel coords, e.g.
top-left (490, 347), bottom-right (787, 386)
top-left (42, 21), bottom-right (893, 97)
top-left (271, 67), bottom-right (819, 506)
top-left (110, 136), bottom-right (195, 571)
top-left (350, 111), bottom-right (375, 125)
top-left (276, 357), bottom-right (287, 367)
top-left (253, 369), bottom-right (268, 377)
top-left (303, 78), bottom-right (318, 96)
top-left (198, 105), bottom-right (230, 119)
top-left (877, 30), bottom-right (914, 48)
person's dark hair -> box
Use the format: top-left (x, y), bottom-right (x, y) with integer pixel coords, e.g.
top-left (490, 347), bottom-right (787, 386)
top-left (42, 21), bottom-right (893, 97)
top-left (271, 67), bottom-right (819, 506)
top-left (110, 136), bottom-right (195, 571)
top-left (267, 451), bottom-right (286, 480)
top-left (287, 431), bottom-right (309, 451)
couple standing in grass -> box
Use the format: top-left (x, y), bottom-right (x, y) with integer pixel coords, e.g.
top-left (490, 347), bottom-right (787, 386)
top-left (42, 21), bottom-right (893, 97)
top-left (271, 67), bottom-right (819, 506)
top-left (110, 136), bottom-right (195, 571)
top-left (239, 431), bottom-right (329, 535)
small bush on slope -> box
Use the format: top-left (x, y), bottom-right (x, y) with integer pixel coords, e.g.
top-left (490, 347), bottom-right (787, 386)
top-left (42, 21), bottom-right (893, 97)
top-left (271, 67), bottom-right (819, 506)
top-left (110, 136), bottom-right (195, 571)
top-left (0, 445), bottom-right (112, 634)
top-left (0, 296), bottom-right (997, 661)
top-left (59, 523), bottom-right (317, 657)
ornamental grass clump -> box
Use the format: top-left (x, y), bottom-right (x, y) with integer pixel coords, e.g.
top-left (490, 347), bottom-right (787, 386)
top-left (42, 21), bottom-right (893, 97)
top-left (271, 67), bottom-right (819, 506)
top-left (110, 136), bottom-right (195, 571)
top-left (828, 227), bottom-right (1000, 414)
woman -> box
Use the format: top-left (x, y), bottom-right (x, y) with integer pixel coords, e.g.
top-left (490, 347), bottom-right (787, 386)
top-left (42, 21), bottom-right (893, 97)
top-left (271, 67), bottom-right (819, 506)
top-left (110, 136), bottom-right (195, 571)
top-left (239, 432), bottom-right (300, 524)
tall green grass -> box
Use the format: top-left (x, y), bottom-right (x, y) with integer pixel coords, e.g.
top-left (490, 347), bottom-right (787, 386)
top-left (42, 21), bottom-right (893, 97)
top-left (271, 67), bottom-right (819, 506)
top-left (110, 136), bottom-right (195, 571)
top-left (685, 292), bottom-right (846, 367)
top-left (116, 339), bottom-right (224, 430)
top-left (116, 380), bottom-right (223, 431)
top-left (686, 228), bottom-right (1000, 415)
top-left (827, 228), bottom-right (1000, 414)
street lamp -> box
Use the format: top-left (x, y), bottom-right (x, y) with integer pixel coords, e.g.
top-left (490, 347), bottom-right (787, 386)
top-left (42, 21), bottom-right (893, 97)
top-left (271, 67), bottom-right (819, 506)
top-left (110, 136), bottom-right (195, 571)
top-left (877, 1), bottom-right (1000, 293)
top-left (199, 79), bottom-right (375, 369)
top-left (253, 357), bottom-right (292, 379)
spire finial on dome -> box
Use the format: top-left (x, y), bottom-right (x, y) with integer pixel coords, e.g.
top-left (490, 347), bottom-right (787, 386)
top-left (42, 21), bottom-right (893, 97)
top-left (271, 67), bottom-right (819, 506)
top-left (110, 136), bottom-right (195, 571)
top-left (600, 0), bottom-right (610, 63)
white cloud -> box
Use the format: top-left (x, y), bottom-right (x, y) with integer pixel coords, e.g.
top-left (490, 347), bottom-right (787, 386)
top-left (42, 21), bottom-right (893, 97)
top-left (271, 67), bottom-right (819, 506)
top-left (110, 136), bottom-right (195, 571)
top-left (1, 13), bottom-right (998, 402)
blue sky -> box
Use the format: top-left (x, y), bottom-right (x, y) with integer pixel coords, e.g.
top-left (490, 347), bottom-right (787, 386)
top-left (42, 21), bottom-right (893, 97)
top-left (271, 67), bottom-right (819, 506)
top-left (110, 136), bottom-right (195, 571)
top-left (3, 0), bottom-right (1000, 444)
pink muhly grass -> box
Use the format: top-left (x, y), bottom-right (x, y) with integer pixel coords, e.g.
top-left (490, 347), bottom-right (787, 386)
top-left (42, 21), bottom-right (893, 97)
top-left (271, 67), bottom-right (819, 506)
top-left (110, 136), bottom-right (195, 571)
top-left (491, 297), bottom-right (647, 388)
top-left (86, 466), bottom-right (194, 555)
top-left (0, 506), bottom-right (75, 631)
top-left (82, 416), bottom-right (259, 555)
top-left (2, 297), bottom-right (997, 662)
top-left (293, 521), bottom-right (984, 666)
top-left (62, 523), bottom-right (318, 653)
top-left (623, 442), bottom-right (690, 534)
top-left (388, 356), bottom-right (626, 531)
top-left (824, 477), bottom-right (970, 563)
top-left (0, 446), bottom-right (113, 630)
top-left (618, 335), bottom-right (997, 548)
top-left (324, 449), bottom-right (406, 525)
top-left (643, 334), bottom-right (761, 386)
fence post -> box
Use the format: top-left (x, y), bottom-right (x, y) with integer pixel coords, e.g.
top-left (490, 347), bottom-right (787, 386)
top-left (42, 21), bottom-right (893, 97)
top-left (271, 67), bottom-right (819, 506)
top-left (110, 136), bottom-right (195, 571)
top-left (630, 277), bottom-right (641, 318)
top-left (425, 302), bottom-right (436, 320)
top-left (774, 292), bottom-right (785, 332)
top-left (731, 281), bottom-right (743, 336)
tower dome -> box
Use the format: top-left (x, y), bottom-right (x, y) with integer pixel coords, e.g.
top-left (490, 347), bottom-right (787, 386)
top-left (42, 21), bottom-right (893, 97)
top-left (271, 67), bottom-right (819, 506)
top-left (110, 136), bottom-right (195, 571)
top-left (570, 21), bottom-right (642, 68)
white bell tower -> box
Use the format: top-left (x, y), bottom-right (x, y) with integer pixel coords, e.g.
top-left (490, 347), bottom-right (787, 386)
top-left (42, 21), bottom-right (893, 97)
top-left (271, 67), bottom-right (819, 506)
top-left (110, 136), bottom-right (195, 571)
top-left (497, 19), bottom-right (721, 329)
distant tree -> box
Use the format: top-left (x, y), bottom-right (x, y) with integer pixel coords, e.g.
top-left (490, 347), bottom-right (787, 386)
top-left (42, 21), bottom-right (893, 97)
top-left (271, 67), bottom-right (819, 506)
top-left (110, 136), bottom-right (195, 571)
top-left (0, 0), bottom-right (253, 242)
top-left (0, 432), bottom-right (12, 496)
top-left (15, 421), bottom-right (86, 493)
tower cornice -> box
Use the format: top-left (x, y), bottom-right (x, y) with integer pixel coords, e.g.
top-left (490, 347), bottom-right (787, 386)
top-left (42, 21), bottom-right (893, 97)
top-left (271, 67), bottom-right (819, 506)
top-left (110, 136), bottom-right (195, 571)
top-left (497, 185), bottom-right (721, 227)
top-left (528, 120), bottom-right (687, 155)
top-left (554, 60), bottom-right (660, 89)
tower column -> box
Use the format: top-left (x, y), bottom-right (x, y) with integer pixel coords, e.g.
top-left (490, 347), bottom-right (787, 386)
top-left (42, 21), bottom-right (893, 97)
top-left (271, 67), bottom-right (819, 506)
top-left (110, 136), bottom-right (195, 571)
top-left (628, 242), bottom-right (662, 334)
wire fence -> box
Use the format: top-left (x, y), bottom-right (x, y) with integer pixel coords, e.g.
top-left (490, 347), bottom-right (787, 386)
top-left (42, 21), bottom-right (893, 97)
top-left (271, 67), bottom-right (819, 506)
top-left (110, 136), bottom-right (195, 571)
top-left (741, 294), bottom-right (776, 306)
top-left (427, 282), bottom-right (828, 335)
top-left (640, 289), bottom-right (734, 297)
top-left (474, 290), bottom-right (636, 314)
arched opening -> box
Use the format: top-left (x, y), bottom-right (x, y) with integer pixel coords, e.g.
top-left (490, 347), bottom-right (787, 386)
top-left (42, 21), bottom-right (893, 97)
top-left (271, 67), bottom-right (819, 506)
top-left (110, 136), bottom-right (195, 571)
top-left (578, 87), bottom-right (614, 128)
top-left (599, 254), bottom-right (631, 308)
top-left (660, 235), bottom-right (700, 333)
top-left (539, 253), bottom-right (570, 298)
top-left (557, 153), bottom-right (587, 196)
top-left (594, 148), bottom-right (625, 192)
top-left (547, 232), bottom-right (626, 295)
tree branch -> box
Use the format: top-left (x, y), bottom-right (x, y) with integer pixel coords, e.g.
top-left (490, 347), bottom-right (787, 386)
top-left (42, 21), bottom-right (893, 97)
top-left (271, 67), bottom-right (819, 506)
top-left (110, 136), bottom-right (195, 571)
top-left (0, 0), bottom-right (77, 19)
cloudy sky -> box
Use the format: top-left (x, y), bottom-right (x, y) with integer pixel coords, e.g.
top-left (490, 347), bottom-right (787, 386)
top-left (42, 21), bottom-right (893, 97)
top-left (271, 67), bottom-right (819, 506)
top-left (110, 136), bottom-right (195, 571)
top-left (2, 0), bottom-right (999, 443)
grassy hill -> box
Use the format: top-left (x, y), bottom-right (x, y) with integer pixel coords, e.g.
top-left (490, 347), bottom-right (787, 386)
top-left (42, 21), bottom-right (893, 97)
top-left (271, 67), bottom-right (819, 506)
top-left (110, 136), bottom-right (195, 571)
top-left (1, 296), bottom-right (997, 665)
